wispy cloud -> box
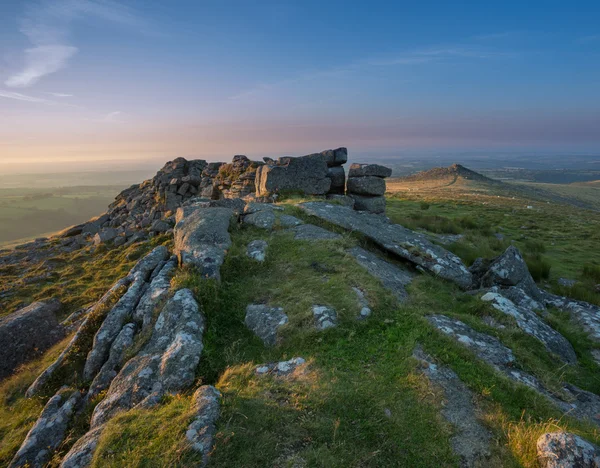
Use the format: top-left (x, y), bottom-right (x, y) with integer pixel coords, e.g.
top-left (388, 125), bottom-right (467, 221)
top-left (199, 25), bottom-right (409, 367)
top-left (0, 88), bottom-right (79, 107)
top-left (229, 43), bottom-right (514, 101)
top-left (102, 110), bottom-right (123, 122)
top-left (45, 91), bottom-right (73, 97)
top-left (5, 0), bottom-right (147, 88)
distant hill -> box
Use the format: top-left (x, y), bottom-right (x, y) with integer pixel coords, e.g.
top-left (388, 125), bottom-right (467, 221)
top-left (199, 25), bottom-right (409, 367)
top-left (397, 163), bottom-right (499, 184)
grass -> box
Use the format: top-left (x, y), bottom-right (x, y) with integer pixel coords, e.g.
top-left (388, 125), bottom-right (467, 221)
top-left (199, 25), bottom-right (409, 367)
top-left (3, 193), bottom-right (600, 466)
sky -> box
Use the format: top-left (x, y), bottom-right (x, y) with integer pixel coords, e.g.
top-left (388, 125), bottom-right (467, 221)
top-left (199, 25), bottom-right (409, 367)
top-left (0, 0), bottom-right (599, 173)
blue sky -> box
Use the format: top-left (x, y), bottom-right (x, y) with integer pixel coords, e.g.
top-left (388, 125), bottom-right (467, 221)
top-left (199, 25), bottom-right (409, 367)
top-left (0, 0), bottom-right (599, 171)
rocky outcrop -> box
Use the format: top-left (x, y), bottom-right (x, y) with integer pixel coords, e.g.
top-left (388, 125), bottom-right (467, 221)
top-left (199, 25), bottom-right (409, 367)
top-left (0, 299), bottom-right (64, 380)
top-left (245, 304), bottom-right (288, 346)
top-left (255, 152), bottom-right (332, 197)
top-left (62, 289), bottom-right (205, 466)
top-left (242, 202), bottom-right (279, 230)
top-left (186, 386), bottom-right (221, 467)
top-left (413, 347), bottom-right (491, 467)
top-left (346, 164), bottom-right (391, 214)
top-left (174, 204), bottom-right (233, 280)
top-left (312, 305), bottom-right (337, 330)
top-left (481, 290), bottom-right (577, 364)
top-left (300, 202), bottom-right (472, 289)
top-left (428, 315), bottom-right (600, 427)
top-left (537, 432), bottom-right (600, 468)
top-left (10, 388), bottom-right (81, 468)
top-left (348, 247), bottom-right (413, 303)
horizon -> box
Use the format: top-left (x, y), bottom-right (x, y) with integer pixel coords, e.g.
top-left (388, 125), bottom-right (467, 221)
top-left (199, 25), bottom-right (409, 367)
top-left (1, 1), bottom-right (600, 173)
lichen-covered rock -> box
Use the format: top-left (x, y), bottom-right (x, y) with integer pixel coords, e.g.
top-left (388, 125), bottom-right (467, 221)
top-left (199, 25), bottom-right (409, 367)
top-left (313, 305), bottom-right (337, 330)
top-left (10, 388), bottom-right (81, 468)
top-left (347, 194), bottom-right (386, 214)
top-left (348, 247), bottom-right (413, 303)
top-left (326, 194), bottom-right (355, 208)
top-left (255, 153), bottom-right (331, 197)
top-left (537, 432), bottom-right (600, 468)
top-left (60, 426), bottom-right (104, 468)
top-left (286, 224), bottom-right (341, 240)
top-left (480, 246), bottom-right (541, 299)
top-left (278, 214), bottom-right (304, 227)
top-left (243, 209), bottom-right (276, 230)
top-left (90, 289), bottom-right (204, 427)
top-left (326, 166), bottom-right (346, 194)
top-left (247, 240), bottom-right (268, 262)
top-left (174, 204), bottom-right (233, 280)
top-left (0, 299), bottom-right (64, 380)
top-left (346, 176), bottom-right (386, 196)
top-left (352, 287), bottom-right (372, 319)
top-left (93, 228), bottom-right (118, 245)
top-left (481, 290), bottom-right (577, 364)
top-left (300, 202), bottom-right (472, 289)
top-left (245, 304), bottom-right (288, 346)
top-left (413, 347), bottom-right (491, 467)
top-left (348, 163), bottom-right (392, 178)
top-left (256, 357), bottom-right (306, 376)
top-left (186, 385), bottom-right (221, 467)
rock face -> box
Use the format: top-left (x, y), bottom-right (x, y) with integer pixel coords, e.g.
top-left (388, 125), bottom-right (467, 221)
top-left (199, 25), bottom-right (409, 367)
top-left (0, 299), bottom-right (64, 380)
top-left (255, 152), bottom-right (332, 197)
top-left (62, 289), bottom-right (205, 466)
top-left (481, 290), bottom-right (577, 364)
top-left (186, 385), bottom-right (221, 467)
top-left (348, 247), bottom-right (413, 302)
top-left (245, 304), bottom-right (288, 346)
top-left (9, 388), bottom-right (81, 468)
top-left (413, 347), bottom-right (491, 467)
top-left (537, 432), bottom-right (600, 468)
top-left (174, 204), bottom-right (233, 280)
top-left (300, 202), bottom-right (472, 289)
top-left (346, 163), bottom-right (391, 214)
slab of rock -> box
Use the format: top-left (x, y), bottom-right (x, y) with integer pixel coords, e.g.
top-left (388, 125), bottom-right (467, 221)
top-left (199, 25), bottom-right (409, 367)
top-left (83, 247), bottom-right (170, 382)
top-left (278, 214), bottom-right (304, 227)
top-left (10, 388), bottom-right (81, 468)
top-left (93, 228), bottom-right (118, 245)
top-left (0, 299), bottom-right (64, 380)
top-left (413, 347), bottom-right (491, 467)
top-left (326, 166), bottom-right (346, 194)
top-left (347, 176), bottom-right (386, 196)
top-left (286, 223), bottom-right (341, 241)
top-left (300, 202), bottom-right (472, 289)
top-left (313, 305), bottom-right (337, 330)
top-left (428, 315), bottom-right (600, 426)
top-left (543, 293), bottom-right (600, 343)
top-left (481, 290), bottom-right (577, 364)
top-left (537, 432), bottom-right (600, 468)
top-left (245, 304), bottom-right (288, 346)
top-left (322, 147), bottom-right (348, 167)
top-left (348, 163), bottom-right (392, 178)
top-left (348, 247), bottom-right (413, 303)
top-left (244, 209), bottom-right (276, 230)
top-left (326, 194), bottom-right (355, 208)
top-left (352, 287), bottom-right (372, 319)
top-left (255, 153), bottom-right (331, 197)
top-left (174, 204), bottom-right (233, 280)
top-left (186, 385), bottom-right (221, 467)
top-left (256, 357), bottom-right (306, 376)
top-left (247, 240), bottom-right (268, 262)
top-left (60, 425), bottom-right (104, 468)
top-left (347, 194), bottom-right (386, 214)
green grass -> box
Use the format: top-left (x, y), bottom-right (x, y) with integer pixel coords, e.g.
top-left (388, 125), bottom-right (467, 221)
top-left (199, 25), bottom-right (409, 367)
top-left (3, 196), bottom-right (600, 467)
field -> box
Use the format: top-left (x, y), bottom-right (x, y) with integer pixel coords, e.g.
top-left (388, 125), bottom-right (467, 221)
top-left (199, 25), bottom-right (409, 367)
top-left (0, 186), bottom-right (125, 247)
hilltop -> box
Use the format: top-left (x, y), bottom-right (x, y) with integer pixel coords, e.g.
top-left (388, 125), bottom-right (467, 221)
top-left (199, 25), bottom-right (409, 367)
top-left (1, 150), bottom-right (600, 468)
top-left (398, 163), bottom-right (499, 184)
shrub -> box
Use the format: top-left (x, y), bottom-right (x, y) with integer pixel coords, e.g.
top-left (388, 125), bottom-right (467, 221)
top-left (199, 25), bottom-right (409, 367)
top-left (524, 253), bottom-right (551, 281)
top-left (524, 239), bottom-right (547, 254)
top-left (583, 263), bottom-right (600, 282)
top-left (420, 201), bottom-right (430, 210)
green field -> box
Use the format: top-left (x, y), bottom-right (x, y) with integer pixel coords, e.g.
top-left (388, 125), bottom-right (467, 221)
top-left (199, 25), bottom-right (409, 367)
top-left (0, 186), bottom-right (125, 247)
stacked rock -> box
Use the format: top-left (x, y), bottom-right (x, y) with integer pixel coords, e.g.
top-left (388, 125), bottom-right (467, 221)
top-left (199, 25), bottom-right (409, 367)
top-left (346, 163), bottom-right (392, 214)
top-left (323, 147), bottom-right (348, 194)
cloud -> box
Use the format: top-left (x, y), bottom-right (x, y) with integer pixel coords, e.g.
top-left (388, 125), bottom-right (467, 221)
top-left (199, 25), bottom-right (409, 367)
top-left (5, 0), bottom-right (147, 88)
top-left (0, 88), bottom-right (79, 107)
top-left (45, 91), bottom-right (73, 97)
top-left (102, 110), bottom-right (122, 122)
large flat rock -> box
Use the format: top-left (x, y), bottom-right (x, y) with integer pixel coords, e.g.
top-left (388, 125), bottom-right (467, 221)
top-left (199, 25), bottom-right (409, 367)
top-left (348, 247), bottom-right (413, 302)
top-left (174, 204), bottom-right (233, 280)
top-left (299, 202), bottom-right (472, 289)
